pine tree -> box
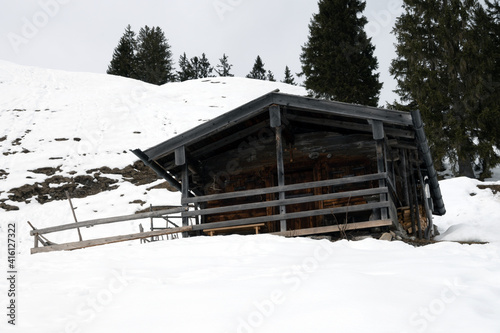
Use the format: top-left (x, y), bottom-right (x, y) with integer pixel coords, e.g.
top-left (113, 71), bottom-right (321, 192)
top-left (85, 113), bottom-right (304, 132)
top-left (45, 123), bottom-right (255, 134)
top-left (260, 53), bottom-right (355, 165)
top-left (198, 53), bottom-right (214, 78)
top-left (300, 0), bottom-right (382, 106)
top-left (267, 70), bottom-right (276, 82)
top-left (177, 52), bottom-right (194, 82)
top-left (246, 55), bottom-right (267, 80)
top-left (390, 0), bottom-right (500, 178)
top-left (135, 26), bottom-right (175, 85)
top-left (107, 25), bottom-right (137, 78)
top-left (215, 53), bottom-right (234, 77)
top-left (282, 66), bottom-right (297, 85)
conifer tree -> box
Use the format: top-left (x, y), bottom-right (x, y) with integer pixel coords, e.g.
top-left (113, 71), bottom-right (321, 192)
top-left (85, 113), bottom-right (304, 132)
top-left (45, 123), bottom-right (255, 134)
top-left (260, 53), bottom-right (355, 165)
top-left (215, 53), bottom-right (234, 77)
top-left (390, 0), bottom-right (500, 178)
top-left (267, 70), bottom-right (276, 82)
top-left (107, 25), bottom-right (137, 78)
top-left (177, 52), bottom-right (194, 82)
top-left (300, 0), bottom-right (382, 106)
top-left (282, 66), bottom-right (297, 85)
top-left (198, 53), bottom-right (214, 78)
top-left (246, 55), bottom-right (267, 80)
top-left (135, 26), bottom-right (175, 85)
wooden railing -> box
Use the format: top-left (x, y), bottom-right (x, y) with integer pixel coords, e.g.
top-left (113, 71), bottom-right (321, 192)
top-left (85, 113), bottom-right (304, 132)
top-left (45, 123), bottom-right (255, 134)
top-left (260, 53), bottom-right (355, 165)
top-left (30, 206), bottom-right (188, 254)
top-left (183, 172), bottom-right (394, 234)
top-left (30, 172), bottom-right (396, 254)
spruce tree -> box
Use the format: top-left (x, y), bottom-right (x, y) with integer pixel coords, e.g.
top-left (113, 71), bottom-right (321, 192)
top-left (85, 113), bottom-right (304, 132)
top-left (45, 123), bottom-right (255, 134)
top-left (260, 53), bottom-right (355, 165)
top-left (282, 66), bottom-right (297, 85)
top-left (215, 53), bottom-right (234, 77)
top-left (177, 52), bottom-right (194, 82)
top-left (107, 25), bottom-right (137, 78)
top-left (246, 55), bottom-right (267, 80)
top-left (189, 56), bottom-right (201, 79)
top-left (198, 53), bottom-right (214, 78)
top-left (390, 0), bottom-right (500, 178)
top-left (135, 26), bottom-right (175, 85)
top-left (267, 70), bottom-right (276, 82)
top-left (300, 0), bottom-right (382, 106)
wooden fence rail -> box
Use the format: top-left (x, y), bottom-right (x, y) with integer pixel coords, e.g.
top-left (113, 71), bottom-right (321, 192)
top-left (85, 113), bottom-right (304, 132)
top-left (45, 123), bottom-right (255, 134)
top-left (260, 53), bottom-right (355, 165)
top-left (30, 172), bottom-right (393, 254)
top-left (30, 206), bottom-right (187, 236)
top-left (31, 225), bottom-right (192, 254)
top-left (182, 172), bottom-right (387, 205)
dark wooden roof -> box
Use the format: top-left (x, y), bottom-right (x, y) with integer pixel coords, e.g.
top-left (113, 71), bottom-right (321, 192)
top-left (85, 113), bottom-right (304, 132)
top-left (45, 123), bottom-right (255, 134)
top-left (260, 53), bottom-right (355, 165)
top-left (141, 92), bottom-right (413, 161)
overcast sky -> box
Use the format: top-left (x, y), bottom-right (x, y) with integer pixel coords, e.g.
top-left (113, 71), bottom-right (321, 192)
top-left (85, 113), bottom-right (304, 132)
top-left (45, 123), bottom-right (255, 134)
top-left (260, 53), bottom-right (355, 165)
top-left (0, 0), bottom-right (404, 106)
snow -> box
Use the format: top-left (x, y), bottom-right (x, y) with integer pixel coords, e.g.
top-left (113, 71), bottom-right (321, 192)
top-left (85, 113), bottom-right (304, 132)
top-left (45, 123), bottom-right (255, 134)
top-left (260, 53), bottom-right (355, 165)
top-left (1, 61), bottom-right (500, 332)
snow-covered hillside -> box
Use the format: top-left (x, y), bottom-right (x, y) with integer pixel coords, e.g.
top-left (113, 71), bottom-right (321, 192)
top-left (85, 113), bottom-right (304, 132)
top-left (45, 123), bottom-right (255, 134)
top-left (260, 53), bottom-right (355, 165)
top-left (1, 61), bottom-right (500, 333)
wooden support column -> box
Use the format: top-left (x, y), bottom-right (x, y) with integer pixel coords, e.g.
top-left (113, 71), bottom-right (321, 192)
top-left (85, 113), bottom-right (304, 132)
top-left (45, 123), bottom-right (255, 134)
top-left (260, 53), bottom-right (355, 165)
top-left (372, 120), bottom-right (388, 220)
top-left (401, 149), bottom-right (410, 207)
top-left (270, 105), bottom-right (287, 232)
top-left (409, 152), bottom-right (422, 238)
top-left (175, 146), bottom-right (190, 230)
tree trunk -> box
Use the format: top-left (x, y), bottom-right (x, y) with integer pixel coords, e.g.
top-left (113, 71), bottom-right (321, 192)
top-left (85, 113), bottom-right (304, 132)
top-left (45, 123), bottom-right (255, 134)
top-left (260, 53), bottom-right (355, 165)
top-left (458, 155), bottom-right (475, 178)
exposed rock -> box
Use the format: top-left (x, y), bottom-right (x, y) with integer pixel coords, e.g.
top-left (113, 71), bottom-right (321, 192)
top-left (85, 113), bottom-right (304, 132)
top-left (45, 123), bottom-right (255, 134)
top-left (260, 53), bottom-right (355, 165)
top-left (129, 199), bottom-right (146, 206)
top-left (379, 233), bottom-right (393, 241)
top-left (87, 161), bottom-right (160, 186)
top-left (29, 166), bottom-right (62, 176)
top-left (477, 184), bottom-right (500, 195)
top-left (2, 160), bottom-right (160, 211)
top-left (0, 201), bottom-right (19, 211)
top-left (7, 174), bottom-right (119, 205)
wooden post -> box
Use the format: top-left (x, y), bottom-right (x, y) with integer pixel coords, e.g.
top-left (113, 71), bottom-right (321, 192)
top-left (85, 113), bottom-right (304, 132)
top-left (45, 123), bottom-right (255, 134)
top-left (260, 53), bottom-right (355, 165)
top-left (65, 191), bottom-right (83, 242)
top-left (270, 105), bottom-right (287, 232)
top-left (372, 120), bottom-right (388, 220)
top-left (401, 149), bottom-right (410, 207)
top-left (176, 146), bottom-right (190, 231)
top-left (409, 153), bottom-right (422, 239)
top-left (34, 234), bottom-right (39, 248)
top-left (149, 204), bottom-right (155, 242)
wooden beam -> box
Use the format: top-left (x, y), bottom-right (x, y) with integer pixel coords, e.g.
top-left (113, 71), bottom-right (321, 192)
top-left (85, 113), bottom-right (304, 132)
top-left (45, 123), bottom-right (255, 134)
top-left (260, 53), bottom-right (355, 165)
top-left (371, 120), bottom-right (385, 140)
top-left (183, 187), bottom-right (388, 217)
top-left (132, 149), bottom-right (183, 193)
top-left (287, 114), bottom-right (414, 139)
top-left (65, 191), bottom-right (83, 242)
top-left (191, 201), bottom-right (390, 231)
top-left (31, 226), bottom-right (193, 254)
top-left (271, 93), bottom-right (413, 126)
top-left (181, 162), bottom-right (190, 228)
top-left (401, 149), bottom-right (410, 207)
top-left (30, 206), bottom-right (187, 236)
top-left (175, 146), bottom-right (186, 166)
top-left (272, 220), bottom-right (392, 237)
top-left (183, 172), bottom-right (386, 204)
top-left (269, 105), bottom-right (281, 128)
top-left (273, 107), bottom-right (287, 232)
top-left (376, 140), bottom-right (388, 220)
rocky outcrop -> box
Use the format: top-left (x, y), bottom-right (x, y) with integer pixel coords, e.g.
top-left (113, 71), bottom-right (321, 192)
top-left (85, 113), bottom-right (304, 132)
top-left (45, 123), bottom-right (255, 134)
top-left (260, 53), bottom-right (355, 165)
top-left (4, 161), bottom-right (160, 208)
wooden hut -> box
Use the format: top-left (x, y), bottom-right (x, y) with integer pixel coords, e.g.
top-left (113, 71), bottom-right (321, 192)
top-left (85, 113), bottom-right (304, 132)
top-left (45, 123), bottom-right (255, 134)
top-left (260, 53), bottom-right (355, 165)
top-left (133, 91), bottom-right (445, 239)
